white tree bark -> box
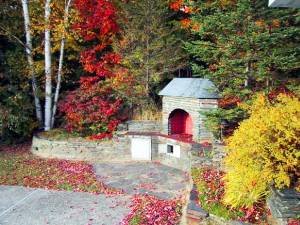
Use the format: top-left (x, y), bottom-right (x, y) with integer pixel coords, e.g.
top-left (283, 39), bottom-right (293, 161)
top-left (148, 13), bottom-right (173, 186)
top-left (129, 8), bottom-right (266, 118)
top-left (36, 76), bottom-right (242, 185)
top-left (21, 0), bottom-right (43, 125)
top-left (44, 0), bottom-right (52, 131)
top-left (51, 0), bottom-right (72, 128)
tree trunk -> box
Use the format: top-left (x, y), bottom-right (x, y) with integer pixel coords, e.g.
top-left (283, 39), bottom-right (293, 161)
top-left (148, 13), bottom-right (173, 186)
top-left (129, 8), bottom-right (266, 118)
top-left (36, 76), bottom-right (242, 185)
top-left (146, 36), bottom-right (149, 94)
top-left (145, 0), bottom-right (150, 95)
top-left (51, 0), bottom-right (72, 128)
top-left (21, 0), bottom-right (43, 126)
top-left (244, 61), bottom-right (252, 87)
top-left (44, 0), bottom-right (52, 131)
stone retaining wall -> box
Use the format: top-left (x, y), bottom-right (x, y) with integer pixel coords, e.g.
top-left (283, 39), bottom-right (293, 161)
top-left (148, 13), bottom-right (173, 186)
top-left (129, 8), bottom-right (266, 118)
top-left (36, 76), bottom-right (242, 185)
top-left (31, 134), bottom-right (131, 162)
top-left (191, 144), bottom-right (226, 169)
top-left (126, 120), bottom-right (161, 132)
top-left (32, 133), bottom-right (226, 172)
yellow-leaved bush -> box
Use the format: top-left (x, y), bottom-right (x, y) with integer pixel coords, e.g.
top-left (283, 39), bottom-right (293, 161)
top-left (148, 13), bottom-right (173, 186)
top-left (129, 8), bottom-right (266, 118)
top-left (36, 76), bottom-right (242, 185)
top-left (223, 94), bottom-right (300, 208)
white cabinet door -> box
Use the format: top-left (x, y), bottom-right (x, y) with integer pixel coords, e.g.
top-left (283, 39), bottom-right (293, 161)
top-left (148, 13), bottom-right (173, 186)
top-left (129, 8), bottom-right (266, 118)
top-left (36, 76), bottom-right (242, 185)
top-left (131, 137), bottom-right (152, 160)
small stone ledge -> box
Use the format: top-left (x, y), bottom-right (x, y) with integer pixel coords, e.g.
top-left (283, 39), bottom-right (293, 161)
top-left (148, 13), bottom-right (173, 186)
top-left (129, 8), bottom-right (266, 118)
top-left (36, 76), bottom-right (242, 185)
top-left (267, 187), bottom-right (300, 224)
top-left (126, 120), bottom-right (162, 133)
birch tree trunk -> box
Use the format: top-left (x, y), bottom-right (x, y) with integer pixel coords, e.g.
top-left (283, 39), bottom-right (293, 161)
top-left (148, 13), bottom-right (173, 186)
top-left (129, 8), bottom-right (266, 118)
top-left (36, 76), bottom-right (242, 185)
top-left (51, 0), bottom-right (72, 128)
top-left (44, 0), bottom-right (52, 131)
top-left (145, 0), bottom-right (150, 95)
top-left (244, 61), bottom-right (252, 87)
top-left (21, 0), bottom-right (43, 125)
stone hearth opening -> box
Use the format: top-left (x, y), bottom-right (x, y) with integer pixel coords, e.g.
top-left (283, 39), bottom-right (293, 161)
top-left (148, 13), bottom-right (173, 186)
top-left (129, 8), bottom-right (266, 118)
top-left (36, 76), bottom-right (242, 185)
top-left (168, 109), bottom-right (192, 137)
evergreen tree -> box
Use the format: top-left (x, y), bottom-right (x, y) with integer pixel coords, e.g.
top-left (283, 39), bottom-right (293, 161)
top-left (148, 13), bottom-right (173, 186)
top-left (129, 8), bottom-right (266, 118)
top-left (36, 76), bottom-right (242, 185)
top-left (179, 0), bottom-right (300, 138)
top-left (185, 0), bottom-right (300, 97)
top-left (114, 0), bottom-right (188, 103)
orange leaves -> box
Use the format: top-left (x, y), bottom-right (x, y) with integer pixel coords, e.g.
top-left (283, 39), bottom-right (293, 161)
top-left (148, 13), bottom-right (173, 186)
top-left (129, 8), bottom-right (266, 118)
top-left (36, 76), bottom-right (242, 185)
top-left (255, 19), bottom-right (281, 31)
top-left (271, 19), bottom-right (281, 28)
top-left (170, 0), bottom-right (192, 13)
top-left (180, 18), bottom-right (191, 29)
top-left (218, 96), bottom-right (241, 109)
top-left (255, 19), bottom-right (266, 28)
top-left (169, 0), bottom-right (199, 31)
top-left (169, 0), bottom-right (184, 11)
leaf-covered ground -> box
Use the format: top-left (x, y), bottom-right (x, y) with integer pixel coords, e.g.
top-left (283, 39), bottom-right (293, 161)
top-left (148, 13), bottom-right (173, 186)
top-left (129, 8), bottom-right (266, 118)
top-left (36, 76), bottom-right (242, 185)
top-left (0, 143), bottom-right (121, 195)
top-left (120, 194), bottom-right (182, 225)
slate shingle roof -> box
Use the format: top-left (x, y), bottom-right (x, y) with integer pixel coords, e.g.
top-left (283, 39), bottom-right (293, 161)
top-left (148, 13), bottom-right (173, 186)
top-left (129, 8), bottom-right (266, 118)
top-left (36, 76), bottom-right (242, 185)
top-left (158, 78), bottom-right (219, 99)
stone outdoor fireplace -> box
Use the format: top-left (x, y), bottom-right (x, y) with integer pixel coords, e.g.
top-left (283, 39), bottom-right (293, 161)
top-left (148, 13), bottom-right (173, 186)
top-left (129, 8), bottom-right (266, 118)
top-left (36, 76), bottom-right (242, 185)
top-left (159, 78), bottom-right (219, 141)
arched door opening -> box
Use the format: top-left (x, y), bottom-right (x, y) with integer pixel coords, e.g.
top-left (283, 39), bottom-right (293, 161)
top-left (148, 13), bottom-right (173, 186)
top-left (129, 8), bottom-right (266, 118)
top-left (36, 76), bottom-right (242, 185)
top-left (168, 109), bottom-right (193, 139)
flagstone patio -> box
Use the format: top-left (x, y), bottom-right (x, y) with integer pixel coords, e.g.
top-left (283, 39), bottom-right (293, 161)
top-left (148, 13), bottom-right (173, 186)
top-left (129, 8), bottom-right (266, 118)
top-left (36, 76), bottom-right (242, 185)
top-left (94, 162), bottom-right (190, 200)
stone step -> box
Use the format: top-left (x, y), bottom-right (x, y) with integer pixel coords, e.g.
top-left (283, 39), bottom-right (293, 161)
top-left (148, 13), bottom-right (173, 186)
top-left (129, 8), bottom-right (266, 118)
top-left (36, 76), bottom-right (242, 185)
top-left (268, 197), bottom-right (300, 218)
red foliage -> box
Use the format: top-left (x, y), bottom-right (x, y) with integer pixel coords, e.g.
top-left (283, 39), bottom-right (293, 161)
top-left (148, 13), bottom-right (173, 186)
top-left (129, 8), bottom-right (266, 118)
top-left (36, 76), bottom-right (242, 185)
top-left (169, 0), bottom-right (184, 11)
top-left (120, 195), bottom-right (182, 225)
top-left (218, 96), bottom-right (241, 109)
top-left (59, 89), bottom-right (122, 138)
top-left (268, 85), bottom-right (294, 102)
top-left (180, 18), bottom-right (192, 29)
top-left (73, 0), bottom-right (120, 79)
top-left (199, 169), bottom-right (225, 203)
top-left (60, 0), bottom-right (134, 139)
top-left (74, 0), bottom-right (118, 40)
top-left (0, 144), bottom-right (121, 195)
top-left (169, 0), bottom-right (194, 29)
top-left (288, 219), bottom-right (300, 225)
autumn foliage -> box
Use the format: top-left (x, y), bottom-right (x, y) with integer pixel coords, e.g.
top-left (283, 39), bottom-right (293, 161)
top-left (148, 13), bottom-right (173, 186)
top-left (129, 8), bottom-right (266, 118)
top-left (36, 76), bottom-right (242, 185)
top-left (59, 89), bottom-right (122, 139)
top-left (121, 194), bottom-right (182, 225)
top-left (0, 144), bottom-right (120, 194)
top-left (169, 0), bottom-right (184, 11)
top-left (191, 168), bottom-right (267, 223)
top-left (224, 94), bottom-right (300, 207)
top-left (59, 0), bottom-right (133, 139)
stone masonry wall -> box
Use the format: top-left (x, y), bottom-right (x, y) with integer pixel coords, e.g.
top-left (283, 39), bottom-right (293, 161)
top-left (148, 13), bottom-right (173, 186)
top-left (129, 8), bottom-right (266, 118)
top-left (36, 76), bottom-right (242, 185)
top-left (152, 136), bottom-right (194, 172)
top-left (191, 144), bottom-right (226, 170)
top-left (31, 134), bottom-right (131, 162)
top-left (267, 187), bottom-right (300, 225)
top-left (198, 99), bottom-right (220, 141)
top-left (162, 96), bottom-right (218, 141)
top-left (151, 138), bottom-right (226, 172)
top-left (126, 120), bottom-right (161, 132)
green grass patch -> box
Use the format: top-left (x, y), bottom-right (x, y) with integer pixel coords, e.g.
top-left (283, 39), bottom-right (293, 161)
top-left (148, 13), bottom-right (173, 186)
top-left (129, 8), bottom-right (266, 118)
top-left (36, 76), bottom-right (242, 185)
top-left (129, 213), bottom-right (143, 225)
top-left (57, 183), bottom-right (74, 191)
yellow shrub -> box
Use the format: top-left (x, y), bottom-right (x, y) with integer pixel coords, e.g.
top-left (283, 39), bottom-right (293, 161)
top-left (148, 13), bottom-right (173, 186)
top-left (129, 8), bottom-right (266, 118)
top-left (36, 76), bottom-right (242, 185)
top-left (223, 94), bottom-right (300, 208)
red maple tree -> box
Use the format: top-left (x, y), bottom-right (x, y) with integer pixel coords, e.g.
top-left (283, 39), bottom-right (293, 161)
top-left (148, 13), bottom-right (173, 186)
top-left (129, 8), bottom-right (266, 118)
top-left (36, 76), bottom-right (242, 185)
top-left (59, 0), bottom-right (133, 139)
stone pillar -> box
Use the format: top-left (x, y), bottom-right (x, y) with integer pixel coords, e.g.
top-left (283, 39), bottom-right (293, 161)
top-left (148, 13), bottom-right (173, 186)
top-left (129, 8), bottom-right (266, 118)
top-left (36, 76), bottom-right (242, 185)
top-left (198, 99), bottom-right (218, 141)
